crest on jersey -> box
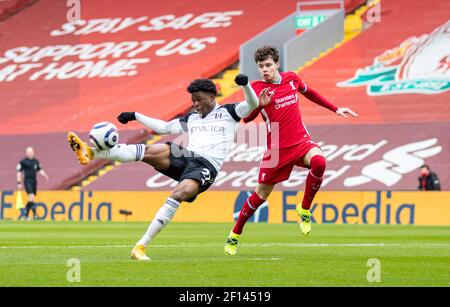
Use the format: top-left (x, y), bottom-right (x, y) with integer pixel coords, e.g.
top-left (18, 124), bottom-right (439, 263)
top-left (337, 21), bottom-right (450, 96)
top-left (289, 80), bottom-right (296, 91)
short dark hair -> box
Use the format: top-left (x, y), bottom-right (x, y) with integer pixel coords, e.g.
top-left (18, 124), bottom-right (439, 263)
top-left (421, 165), bottom-right (430, 170)
top-left (187, 79), bottom-right (217, 96)
top-left (254, 45), bottom-right (279, 63)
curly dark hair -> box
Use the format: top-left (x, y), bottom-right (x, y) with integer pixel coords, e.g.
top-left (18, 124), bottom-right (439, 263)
top-left (187, 78), bottom-right (217, 96)
top-left (254, 45), bottom-right (279, 63)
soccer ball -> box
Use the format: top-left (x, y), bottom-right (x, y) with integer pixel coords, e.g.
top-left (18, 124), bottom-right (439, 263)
top-left (89, 121), bottom-right (119, 150)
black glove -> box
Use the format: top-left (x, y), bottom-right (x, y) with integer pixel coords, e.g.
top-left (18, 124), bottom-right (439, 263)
top-left (234, 74), bottom-right (249, 86)
top-left (117, 112), bottom-right (136, 124)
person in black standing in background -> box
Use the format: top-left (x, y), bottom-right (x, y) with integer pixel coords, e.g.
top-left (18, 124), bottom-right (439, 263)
top-left (417, 165), bottom-right (441, 191)
top-left (16, 147), bottom-right (50, 220)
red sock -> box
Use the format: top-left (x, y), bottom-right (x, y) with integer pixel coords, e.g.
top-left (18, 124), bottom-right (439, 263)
top-left (232, 192), bottom-right (265, 235)
top-left (302, 155), bottom-right (326, 210)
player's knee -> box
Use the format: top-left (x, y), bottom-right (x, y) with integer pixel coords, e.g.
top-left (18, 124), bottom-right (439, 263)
top-left (310, 155), bottom-right (326, 178)
top-left (255, 187), bottom-right (270, 200)
top-left (169, 191), bottom-right (184, 203)
top-left (255, 184), bottom-right (273, 201)
top-left (143, 145), bottom-right (150, 153)
top-left (170, 186), bottom-right (199, 202)
top-left (143, 145), bottom-right (155, 160)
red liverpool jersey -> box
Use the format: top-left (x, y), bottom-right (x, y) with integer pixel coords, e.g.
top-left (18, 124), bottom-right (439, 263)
top-left (246, 72), bottom-right (337, 150)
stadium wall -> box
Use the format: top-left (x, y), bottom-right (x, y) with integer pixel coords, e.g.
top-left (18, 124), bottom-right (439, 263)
top-left (1, 190), bottom-right (449, 226)
top-left (283, 8), bottom-right (344, 72)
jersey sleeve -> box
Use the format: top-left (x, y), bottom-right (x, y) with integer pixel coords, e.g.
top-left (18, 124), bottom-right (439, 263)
top-left (243, 106), bottom-right (262, 123)
top-left (16, 162), bottom-right (22, 172)
top-left (221, 104), bottom-right (241, 122)
top-left (297, 75), bottom-right (308, 93)
top-left (36, 160), bottom-right (42, 171)
top-left (302, 86), bottom-right (338, 112)
top-left (179, 112), bottom-right (194, 132)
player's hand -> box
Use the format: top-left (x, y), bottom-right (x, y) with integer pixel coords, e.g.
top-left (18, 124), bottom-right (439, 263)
top-left (259, 87), bottom-right (274, 107)
top-left (336, 108), bottom-right (358, 118)
top-left (117, 112), bottom-right (136, 124)
top-left (234, 74), bottom-right (249, 86)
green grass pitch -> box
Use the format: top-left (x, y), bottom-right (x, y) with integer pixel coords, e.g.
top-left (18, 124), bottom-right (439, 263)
top-left (0, 221), bottom-right (449, 286)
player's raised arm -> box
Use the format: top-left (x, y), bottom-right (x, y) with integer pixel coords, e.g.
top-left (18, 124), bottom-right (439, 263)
top-left (117, 112), bottom-right (184, 135)
top-left (335, 107), bottom-right (359, 118)
top-left (299, 81), bottom-right (358, 118)
top-left (234, 74), bottom-right (261, 118)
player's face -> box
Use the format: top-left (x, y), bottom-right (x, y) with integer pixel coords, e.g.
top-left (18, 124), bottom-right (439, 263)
top-left (420, 167), bottom-right (430, 176)
top-left (257, 57), bottom-right (280, 82)
top-left (26, 147), bottom-right (34, 159)
top-left (191, 91), bottom-right (215, 116)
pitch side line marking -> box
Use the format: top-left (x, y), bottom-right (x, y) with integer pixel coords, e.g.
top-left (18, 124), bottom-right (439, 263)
top-left (158, 257), bottom-right (282, 262)
top-left (1, 243), bottom-right (449, 249)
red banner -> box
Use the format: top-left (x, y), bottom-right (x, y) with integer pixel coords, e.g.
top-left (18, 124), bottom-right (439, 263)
top-left (0, 0), bottom-right (301, 135)
top-left (86, 122), bottom-right (450, 191)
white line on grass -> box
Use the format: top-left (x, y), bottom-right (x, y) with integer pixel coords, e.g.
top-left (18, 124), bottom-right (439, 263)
top-left (156, 257), bottom-right (282, 262)
top-left (1, 243), bottom-right (448, 249)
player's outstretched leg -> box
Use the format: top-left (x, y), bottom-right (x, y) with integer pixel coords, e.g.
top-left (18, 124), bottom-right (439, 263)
top-left (131, 179), bottom-right (200, 261)
top-left (296, 155), bottom-right (326, 236)
top-left (67, 132), bottom-right (146, 165)
top-left (67, 132), bottom-right (94, 165)
top-left (224, 232), bottom-right (241, 256)
top-left (131, 197), bottom-right (180, 261)
top-left (25, 202), bottom-right (32, 221)
top-left (225, 192), bottom-right (265, 256)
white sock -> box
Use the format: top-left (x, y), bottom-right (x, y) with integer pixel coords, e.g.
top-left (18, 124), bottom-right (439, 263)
top-left (137, 198), bottom-right (180, 247)
top-left (93, 144), bottom-right (145, 162)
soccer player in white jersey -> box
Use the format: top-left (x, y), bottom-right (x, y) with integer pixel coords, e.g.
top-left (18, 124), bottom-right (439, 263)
top-left (67, 75), bottom-right (270, 260)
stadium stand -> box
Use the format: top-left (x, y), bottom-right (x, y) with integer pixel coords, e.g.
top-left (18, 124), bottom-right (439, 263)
top-left (0, 0), bottom-right (37, 21)
top-left (223, 0), bottom-right (450, 125)
top-left (0, 0), bottom-right (305, 189)
top-left (0, 0), bottom-right (308, 135)
top-left (1, 0), bottom-right (448, 192)
top-left (83, 0), bottom-right (450, 191)
top-left (0, 129), bottom-right (150, 191)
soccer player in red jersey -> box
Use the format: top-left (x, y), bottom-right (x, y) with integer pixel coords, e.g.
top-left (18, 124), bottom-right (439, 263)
top-left (225, 45), bottom-right (358, 255)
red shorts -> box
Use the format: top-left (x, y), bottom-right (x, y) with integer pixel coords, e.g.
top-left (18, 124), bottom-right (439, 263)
top-left (258, 140), bottom-right (320, 185)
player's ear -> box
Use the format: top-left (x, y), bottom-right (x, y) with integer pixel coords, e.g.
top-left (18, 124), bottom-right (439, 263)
top-left (276, 62), bottom-right (280, 69)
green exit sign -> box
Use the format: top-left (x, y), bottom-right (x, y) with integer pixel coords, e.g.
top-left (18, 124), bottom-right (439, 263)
top-left (295, 15), bottom-right (327, 29)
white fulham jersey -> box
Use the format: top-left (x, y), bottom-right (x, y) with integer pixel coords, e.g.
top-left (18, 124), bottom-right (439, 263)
top-left (179, 103), bottom-right (241, 171)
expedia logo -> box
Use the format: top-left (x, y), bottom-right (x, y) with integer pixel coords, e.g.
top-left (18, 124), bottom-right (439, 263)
top-left (233, 191), bottom-right (269, 223)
